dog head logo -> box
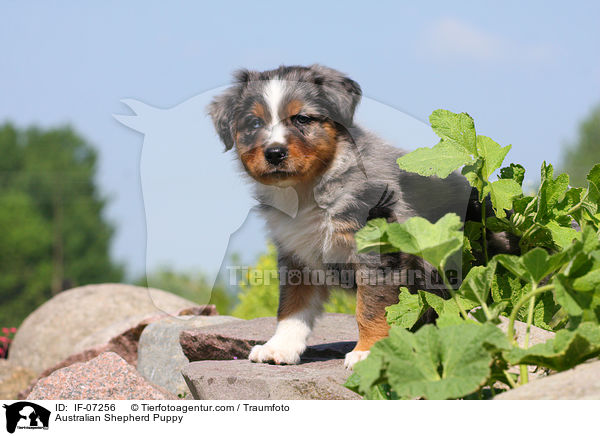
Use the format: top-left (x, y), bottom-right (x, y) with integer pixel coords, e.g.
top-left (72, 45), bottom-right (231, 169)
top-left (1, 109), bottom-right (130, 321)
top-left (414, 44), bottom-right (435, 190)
top-left (3, 402), bottom-right (50, 433)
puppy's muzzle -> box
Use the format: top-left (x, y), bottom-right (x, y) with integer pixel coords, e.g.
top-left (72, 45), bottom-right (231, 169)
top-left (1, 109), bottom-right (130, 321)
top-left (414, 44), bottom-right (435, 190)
top-left (264, 146), bottom-right (288, 166)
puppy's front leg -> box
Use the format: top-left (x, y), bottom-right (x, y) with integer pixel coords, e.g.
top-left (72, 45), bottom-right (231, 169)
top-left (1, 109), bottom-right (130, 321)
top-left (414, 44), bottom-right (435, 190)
top-left (249, 265), bottom-right (328, 365)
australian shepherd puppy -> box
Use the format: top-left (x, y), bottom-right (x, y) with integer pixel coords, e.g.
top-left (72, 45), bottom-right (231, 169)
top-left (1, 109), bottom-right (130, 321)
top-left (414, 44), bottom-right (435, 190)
top-left (208, 64), bottom-right (511, 369)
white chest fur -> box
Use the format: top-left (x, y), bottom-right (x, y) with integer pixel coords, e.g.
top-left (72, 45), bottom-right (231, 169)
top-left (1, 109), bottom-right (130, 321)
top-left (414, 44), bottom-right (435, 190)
top-left (261, 198), bottom-right (350, 269)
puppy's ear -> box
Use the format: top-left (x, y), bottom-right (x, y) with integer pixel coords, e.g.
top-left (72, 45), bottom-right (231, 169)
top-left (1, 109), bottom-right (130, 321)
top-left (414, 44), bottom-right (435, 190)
top-left (309, 64), bottom-right (362, 128)
top-left (207, 69), bottom-right (250, 151)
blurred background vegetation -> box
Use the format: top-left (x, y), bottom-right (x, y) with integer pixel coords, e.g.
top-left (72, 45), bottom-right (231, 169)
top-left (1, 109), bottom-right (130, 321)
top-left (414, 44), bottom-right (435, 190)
top-left (561, 104), bottom-right (600, 187)
top-left (0, 123), bottom-right (123, 328)
top-left (1, 102), bottom-right (598, 328)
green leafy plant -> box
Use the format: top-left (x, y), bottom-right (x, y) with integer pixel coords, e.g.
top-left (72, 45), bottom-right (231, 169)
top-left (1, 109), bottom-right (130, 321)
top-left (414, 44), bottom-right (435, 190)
top-left (346, 109), bottom-right (600, 400)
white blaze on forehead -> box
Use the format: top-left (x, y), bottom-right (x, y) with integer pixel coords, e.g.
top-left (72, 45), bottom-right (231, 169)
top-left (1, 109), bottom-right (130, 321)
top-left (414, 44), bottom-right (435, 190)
top-left (264, 79), bottom-right (287, 145)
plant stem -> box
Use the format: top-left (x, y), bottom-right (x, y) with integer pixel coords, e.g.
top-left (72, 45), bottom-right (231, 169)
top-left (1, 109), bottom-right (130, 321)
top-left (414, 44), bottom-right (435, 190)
top-left (507, 284), bottom-right (554, 344)
top-left (481, 196), bottom-right (489, 265)
top-left (567, 190), bottom-right (589, 216)
top-left (439, 267), bottom-right (470, 321)
top-left (523, 291), bottom-right (537, 349)
top-left (519, 290), bottom-right (537, 385)
top-left (503, 370), bottom-right (518, 389)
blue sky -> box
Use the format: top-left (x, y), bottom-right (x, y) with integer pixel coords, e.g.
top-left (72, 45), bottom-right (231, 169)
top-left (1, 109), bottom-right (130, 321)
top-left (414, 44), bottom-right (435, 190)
top-left (1, 1), bottom-right (599, 280)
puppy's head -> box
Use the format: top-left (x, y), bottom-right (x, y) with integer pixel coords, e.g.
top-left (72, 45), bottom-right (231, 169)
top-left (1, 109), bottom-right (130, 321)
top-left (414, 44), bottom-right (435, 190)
top-left (208, 65), bottom-right (361, 186)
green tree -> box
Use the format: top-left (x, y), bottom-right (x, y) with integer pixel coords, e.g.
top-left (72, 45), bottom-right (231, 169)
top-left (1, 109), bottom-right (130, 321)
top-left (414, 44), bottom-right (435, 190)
top-left (561, 104), bottom-right (600, 187)
top-left (0, 123), bottom-right (123, 327)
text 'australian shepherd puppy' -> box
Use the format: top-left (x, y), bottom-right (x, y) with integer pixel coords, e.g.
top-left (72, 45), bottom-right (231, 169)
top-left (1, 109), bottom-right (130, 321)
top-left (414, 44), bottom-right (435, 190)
top-left (208, 64), bottom-right (512, 370)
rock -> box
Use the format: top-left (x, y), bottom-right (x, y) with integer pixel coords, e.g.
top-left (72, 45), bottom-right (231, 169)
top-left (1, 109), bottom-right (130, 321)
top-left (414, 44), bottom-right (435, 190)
top-left (179, 313), bottom-right (359, 400)
top-left (27, 352), bottom-right (177, 400)
top-left (0, 360), bottom-right (36, 400)
top-left (17, 313), bottom-right (164, 399)
top-left (495, 359), bottom-right (600, 399)
top-left (497, 316), bottom-right (555, 347)
top-left (137, 315), bottom-right (240, 397)
top-left (178, 305), bottom-right (218, 316)
top-left (494, 317), bottom-right (556, 381)
top-left (180, 313), bottom-right (358, 361)
top-left (182, 359), bottom-right (360, 400)
top-left (9, 283), bottom-right (199, 374)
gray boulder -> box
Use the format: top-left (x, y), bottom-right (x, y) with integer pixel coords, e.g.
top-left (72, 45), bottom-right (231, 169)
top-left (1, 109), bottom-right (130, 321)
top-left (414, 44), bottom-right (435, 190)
top-left (497, 316), bottom-right (555, 347)
top-left (495, 359), bottom-right (600, 399)
top-left (137, 315), bottom-right (240, 397)
top-left (0, 360), bottom-right (36, 400)
top-left (183, 359), bottom-right (360, 400)
top-left (9, 283), bottom-right (199, 374)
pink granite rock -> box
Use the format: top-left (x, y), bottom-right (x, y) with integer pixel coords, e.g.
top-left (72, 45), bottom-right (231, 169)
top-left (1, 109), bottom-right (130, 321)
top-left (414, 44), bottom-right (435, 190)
top-left (27, 352), bottom-right (177, 400)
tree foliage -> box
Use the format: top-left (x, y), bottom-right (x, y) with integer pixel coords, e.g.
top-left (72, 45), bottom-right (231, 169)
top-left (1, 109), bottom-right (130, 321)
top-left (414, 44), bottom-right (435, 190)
top-left (562, 104), bottom-right (600, 187)
top-left (0, 123), bottom-right (123, 328)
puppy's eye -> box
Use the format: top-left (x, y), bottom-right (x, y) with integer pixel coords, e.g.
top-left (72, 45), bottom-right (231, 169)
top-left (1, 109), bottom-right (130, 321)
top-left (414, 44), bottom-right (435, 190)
top-left (293, 114), bottom-right (313, 126)
top-left (245, 117), bottom-right (263, 130)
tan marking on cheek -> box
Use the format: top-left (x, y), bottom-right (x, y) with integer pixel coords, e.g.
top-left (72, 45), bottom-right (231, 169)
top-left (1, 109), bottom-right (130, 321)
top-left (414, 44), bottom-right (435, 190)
top-left (237, 143), bottom-right (266, 177)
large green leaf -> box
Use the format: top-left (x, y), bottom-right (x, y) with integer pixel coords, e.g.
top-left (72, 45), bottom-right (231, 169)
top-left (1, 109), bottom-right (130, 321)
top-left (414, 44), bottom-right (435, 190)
top-left (385, 288), bottom-right (426, 329)
top-left (554, 273), bottom-right (600, 324)
top-left (397, 141), bottom-right (472, 178)
top-left (488, 179), bottom-right (522, 218)
top-left (350, 323), bottom-right (510, 400)
top-left (496, 248), bottom-right (569, 285)
top-left (420, 291), bottom-right (478, 319)
top-left (357, 214), bottom-right (464, 270)
top-left (504, 322), bottom-right (600, 371)
top-left (537, 162), bottom-right (570, 222)
top-left (546, 220), bottom-right (581, 249)
top-left (384, 214), bottom-right (464, 269)
top-left (397, 110), bottom-right (477, 179)
top-left (459, 262), bottom-right (497, 307)
top-left (476, 136), bottom-right (512, 180)
top-left (354, 218), bottom-right (398, 254)
top-left (429, 109), bottom-right (477, 155)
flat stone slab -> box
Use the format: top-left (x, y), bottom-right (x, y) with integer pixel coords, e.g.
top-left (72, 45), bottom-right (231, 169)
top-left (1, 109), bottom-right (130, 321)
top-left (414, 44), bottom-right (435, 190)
top-left (495, 359), bottom-right (600, 400)
top-left (27, 352), bottom-right (176, 400)
top-left (137, 315), bottom-right (240, 397)
top-left (180, 313), bottom-right (358, 361)
top-left (182, 359), bottom-right (360, 400)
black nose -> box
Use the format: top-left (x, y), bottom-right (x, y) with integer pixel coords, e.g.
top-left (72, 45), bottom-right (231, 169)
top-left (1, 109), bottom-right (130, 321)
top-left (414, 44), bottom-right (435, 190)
top-left (264, 146), bottom-right (288, 165)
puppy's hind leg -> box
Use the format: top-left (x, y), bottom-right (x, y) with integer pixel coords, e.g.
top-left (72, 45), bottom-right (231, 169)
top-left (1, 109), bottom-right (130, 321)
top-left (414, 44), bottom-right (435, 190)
top-left (249, 270), bottom-right (328, 365)
top-left (345, 270), bottom-right (397, 370)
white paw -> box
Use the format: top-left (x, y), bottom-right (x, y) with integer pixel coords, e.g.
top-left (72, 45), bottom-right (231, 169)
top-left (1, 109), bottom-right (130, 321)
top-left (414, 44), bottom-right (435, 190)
top-left (248, 342), bottom-right (304, 365)
top-left (344, 350), bottom-right (370, 370)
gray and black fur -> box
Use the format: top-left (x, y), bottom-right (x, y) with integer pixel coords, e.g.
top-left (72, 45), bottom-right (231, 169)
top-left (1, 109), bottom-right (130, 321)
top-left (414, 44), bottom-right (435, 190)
top-left (208, 64), bottom-right (517, 367)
